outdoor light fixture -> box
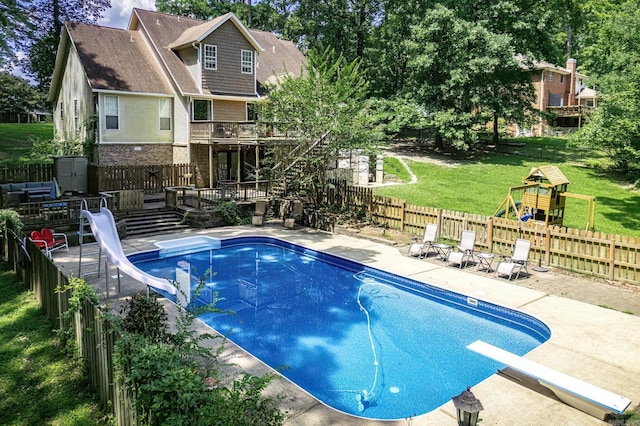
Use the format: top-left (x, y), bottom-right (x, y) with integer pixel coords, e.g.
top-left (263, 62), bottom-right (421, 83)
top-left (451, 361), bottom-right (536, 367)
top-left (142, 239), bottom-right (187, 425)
top-left (452, 386), bottom-right (484, 426)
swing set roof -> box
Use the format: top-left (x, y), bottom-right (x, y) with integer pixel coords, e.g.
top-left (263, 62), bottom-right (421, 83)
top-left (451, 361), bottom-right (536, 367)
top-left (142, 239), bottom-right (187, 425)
top-left (524, 165), bottom-right (570, 187)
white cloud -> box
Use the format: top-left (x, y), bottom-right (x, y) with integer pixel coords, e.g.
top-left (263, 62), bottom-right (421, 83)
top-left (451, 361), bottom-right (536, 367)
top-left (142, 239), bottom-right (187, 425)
top-left (98, 0), bottom-right (156, 29)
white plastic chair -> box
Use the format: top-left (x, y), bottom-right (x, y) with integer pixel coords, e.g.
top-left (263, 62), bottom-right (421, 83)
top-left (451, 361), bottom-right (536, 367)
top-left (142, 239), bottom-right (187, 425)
top-left (408, 223), bottom-right (438, 257)
top-left (496, 238), bottom-right (531, 280)
top-left (447, 230), bottom-right (476, 268)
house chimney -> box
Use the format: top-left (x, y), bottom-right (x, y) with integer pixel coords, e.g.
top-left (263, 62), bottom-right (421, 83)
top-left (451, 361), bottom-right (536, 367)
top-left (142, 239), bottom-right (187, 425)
top-left (567, 58), bottom-right (577, 106)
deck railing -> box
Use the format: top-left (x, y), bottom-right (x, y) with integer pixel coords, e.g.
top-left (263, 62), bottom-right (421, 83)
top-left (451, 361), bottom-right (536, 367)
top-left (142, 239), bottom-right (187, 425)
top-left (165, 180), bottom-right (270, 209)
top-left (88, 163), bottom-right (196, 195)
top-left (547, 105), bottom-right (595, 117)
top-left (189, 121), bottom-right (290, 142)
top-left (15, 191), bottom-right (143, 229)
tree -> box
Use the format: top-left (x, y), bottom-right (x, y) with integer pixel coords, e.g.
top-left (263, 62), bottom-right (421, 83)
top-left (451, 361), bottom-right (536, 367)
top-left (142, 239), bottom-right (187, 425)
top-left (21, 0), bottom-right (110, 90)
top-left (291, 0), bottom-right (385, 63)
top-left (570, 0), bottom-right (640, 175)
top-left (0, 72), bottom-right (42, 121)
top-left (571, 68), bottom-right (640, 174)
top-left (401, 5), bottom-right (530, 150)
top-left (0, 0), bottom-right (30, 68)
top-left (260, 48), bottom-right (384, 206)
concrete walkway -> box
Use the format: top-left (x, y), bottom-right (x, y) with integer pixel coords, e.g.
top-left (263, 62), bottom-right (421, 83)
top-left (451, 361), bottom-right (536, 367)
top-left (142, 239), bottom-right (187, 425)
top-left (53, 224), bottom-right (640, 425)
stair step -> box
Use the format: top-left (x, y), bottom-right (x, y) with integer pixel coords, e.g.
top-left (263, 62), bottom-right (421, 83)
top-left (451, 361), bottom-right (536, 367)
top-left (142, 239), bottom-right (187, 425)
top-left (119, 209), bottom-right (188, 238)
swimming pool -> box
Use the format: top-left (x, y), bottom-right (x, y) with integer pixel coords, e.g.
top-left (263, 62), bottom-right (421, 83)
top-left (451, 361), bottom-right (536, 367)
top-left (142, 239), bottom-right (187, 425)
top-left (130, 236), bottom-right (551, 420)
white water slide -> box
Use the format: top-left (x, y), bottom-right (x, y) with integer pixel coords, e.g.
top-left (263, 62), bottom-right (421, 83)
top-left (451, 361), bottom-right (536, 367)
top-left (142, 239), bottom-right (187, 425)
top-left (79, 207), bottom-right (178, 295)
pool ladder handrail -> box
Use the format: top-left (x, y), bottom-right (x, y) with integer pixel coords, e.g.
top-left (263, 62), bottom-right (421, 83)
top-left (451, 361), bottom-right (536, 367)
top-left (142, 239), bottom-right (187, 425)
top-left (78, 197), bottom-right (108, 278)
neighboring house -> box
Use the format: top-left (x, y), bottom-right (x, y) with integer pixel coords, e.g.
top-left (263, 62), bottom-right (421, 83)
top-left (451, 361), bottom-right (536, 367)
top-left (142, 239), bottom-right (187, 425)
top-left (48, 9), bottom-right (306, 188)
top-left (517, 58), bottom-right (597, 137)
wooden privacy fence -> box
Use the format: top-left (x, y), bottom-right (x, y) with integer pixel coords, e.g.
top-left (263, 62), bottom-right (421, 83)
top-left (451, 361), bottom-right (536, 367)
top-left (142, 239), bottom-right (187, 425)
top-left (5, 234), bottom-right (135, 425)
top-left (0, 163), bottom-right (53, 183)
top-left (324, 183), bottom-right (640, 285)
top-left (88, 163), bottom-right (196, 194)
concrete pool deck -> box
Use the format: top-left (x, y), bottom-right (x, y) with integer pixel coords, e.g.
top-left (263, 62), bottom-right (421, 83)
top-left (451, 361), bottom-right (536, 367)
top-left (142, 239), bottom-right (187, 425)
top-left (53, 224), bottom-right (640, 425)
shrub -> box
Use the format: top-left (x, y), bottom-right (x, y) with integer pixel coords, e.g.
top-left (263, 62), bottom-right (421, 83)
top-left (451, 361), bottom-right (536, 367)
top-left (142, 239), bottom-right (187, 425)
top-left (114, 290), bottom-right (286, 425)
top-left (214, 201), bottom-right (249, 225)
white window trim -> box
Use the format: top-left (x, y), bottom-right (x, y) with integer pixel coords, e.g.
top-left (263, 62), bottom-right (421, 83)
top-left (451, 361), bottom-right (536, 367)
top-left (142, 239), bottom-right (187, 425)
top-left (192, 99), bottom-right (212, 121)
top-left (548, 73), bottom-right (554, 82)
top-left (241, 50), bottom-right (253, 74)
top-left (104, 95), bottom-right (119, 130)
top-left (204, 44), bottom-right (217, 70)
top-left (158, 98), bottom-right (172, 131)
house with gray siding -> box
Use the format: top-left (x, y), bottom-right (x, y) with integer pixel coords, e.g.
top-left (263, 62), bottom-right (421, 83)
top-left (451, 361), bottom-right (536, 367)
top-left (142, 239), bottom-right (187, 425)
top-left (48, 9), bottom-right (306, 187)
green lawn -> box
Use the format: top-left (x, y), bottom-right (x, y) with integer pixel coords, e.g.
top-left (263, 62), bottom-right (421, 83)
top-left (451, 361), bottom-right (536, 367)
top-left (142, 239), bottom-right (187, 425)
top-left (0, 263), bottom-right (107, 425)
top-left (0, 123), bottom-right (53, 164)
top-left (376, 138), bottom-right (640, 237)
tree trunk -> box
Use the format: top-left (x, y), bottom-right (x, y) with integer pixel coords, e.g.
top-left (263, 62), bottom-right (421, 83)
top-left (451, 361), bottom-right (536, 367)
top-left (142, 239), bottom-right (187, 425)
top-left (493, 113), bottom-right (499, 144)
top-left (435, 132), bottom-right (444, 150)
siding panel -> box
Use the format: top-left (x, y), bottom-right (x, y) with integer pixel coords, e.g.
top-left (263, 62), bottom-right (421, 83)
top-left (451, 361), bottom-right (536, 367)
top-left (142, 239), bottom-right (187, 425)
top-left (201, 21), bottom-right (255, 95)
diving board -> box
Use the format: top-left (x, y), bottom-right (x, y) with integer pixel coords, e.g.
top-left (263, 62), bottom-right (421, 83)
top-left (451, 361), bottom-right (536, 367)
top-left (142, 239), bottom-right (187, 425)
top-left (467, 340), bottom-right (631, 420)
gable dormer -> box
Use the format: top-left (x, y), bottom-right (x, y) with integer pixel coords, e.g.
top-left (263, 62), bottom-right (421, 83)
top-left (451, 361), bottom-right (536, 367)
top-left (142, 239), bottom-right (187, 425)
top-left (168, 13), bottom-right (263, 97)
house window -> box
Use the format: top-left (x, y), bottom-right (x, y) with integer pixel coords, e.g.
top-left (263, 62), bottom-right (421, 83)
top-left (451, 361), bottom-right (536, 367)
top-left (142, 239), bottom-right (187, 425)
top-left (159, 98), bottom-right (172, 130)
top-left (204, 44), bottom-right (217, 70)
top-left (104, 95), bottom-right (119, 130)
top-left (74, 99), bottom-right (79, 130)
top-left (548, 73), bottom-right (554, 82)
top-left (60, 102), bottom-right (64, 119)
top-left (192, 99), bottom-right (212, 121)
top-left (560, 75), bottom-right (564, 83)
top-left (247, 103), bottom-right (258, 121)
top-left (241, 50), bottom-right (253, 74)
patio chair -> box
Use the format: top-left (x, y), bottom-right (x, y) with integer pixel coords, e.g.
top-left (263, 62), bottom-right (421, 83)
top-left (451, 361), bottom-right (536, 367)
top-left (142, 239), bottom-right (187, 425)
top-left (408, 223), bottom-right (438, 257)
top-left (447, 230), bottom-right (476, 268)
top-left (29, 230), bottom-right (54, 258)
top-left (39, 228), bottom-right (69, 257)
top-left (495, 238), bottom-right (531, 280)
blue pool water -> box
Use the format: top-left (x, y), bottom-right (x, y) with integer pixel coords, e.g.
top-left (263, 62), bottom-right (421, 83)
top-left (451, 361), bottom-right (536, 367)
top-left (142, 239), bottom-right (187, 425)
top-left (130, 236), bottom-right (550, 420)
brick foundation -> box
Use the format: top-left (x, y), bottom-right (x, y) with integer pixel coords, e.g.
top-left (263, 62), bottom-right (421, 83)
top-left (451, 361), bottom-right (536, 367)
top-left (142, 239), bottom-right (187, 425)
top-left (96, 144), bottom-right (173, 165)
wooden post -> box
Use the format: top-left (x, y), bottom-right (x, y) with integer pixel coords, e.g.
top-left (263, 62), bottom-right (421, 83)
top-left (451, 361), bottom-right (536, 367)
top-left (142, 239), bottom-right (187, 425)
top-left (487, 217), bottom-right (494, 252)
top-left (400, 201), bottom-right (406, 231)
top-left (609, 238), bottom-right (616, 281)
top-left (544, 226), bottom-right (552, 264)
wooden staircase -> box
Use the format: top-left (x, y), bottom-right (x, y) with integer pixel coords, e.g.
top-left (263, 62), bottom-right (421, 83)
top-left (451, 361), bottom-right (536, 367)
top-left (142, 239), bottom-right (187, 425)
top-left (270, 130), bottom-right (332, 197)
top-left (119, 208), bottom-right (189, 238)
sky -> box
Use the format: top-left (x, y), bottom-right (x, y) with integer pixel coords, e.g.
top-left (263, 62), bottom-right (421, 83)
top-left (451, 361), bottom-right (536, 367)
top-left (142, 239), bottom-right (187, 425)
top-left (98, 0), bottom-right (156, 29)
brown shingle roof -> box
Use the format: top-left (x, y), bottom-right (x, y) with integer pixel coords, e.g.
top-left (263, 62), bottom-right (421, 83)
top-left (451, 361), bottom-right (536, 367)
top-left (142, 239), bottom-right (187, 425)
top-left (132, 9), bottom-right (306, 96)
top-left (251, 29), bottom-right (306, 85)
top-left (66, 22), bottom-right (173, 94)
top-left (63, 10), bottom-right (307, 98)
top-left (131, 9), bottom-right (202, 95)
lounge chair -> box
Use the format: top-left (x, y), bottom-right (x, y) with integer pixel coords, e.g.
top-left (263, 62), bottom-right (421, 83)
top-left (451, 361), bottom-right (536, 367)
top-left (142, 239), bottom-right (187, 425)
top-left (447, 230), bottom-right (476, 268)
top-left (495, 238), bottom-right (531, 280)
top-left (408, 223), bottom-right (438, 257)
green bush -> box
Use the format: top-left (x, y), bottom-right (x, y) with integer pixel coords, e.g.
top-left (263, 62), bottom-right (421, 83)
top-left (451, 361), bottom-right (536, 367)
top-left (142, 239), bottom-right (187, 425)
top-left (114, 291), bottom-right (286, 425)
top-left (214, 201), bottom-right (249, 225)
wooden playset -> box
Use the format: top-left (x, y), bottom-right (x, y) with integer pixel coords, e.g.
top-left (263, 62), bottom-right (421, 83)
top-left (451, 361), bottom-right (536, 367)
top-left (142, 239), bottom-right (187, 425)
top-left (494, 165), bottom-right (596, 230)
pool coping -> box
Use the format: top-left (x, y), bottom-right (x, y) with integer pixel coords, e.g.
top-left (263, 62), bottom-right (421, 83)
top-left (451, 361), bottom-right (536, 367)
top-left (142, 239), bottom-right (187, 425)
top-left (52, 224), bottom-right (640, 425)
